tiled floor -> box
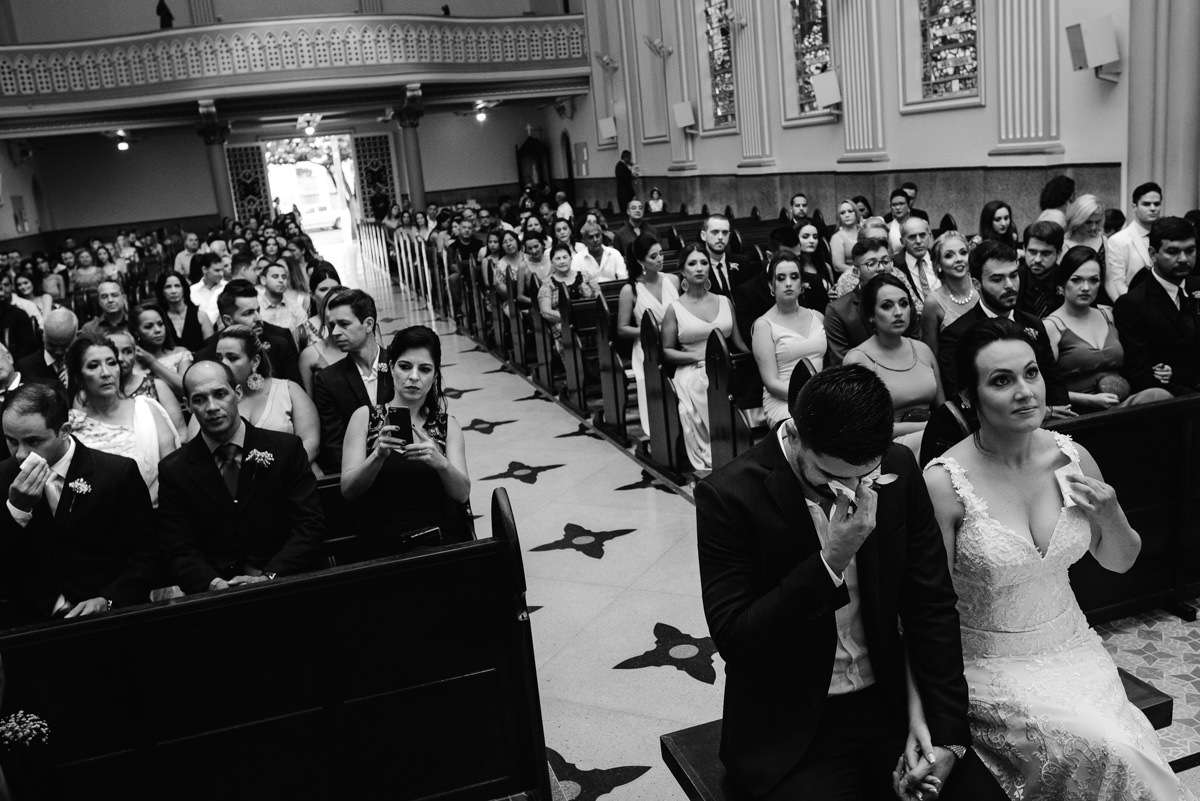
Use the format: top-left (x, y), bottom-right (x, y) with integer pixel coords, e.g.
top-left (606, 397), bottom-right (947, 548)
top-left (340, 236), bottom-right (1200, 799)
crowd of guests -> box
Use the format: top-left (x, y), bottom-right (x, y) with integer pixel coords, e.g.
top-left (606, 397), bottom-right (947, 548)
top-left (0, 211), bottom-right (476, 625)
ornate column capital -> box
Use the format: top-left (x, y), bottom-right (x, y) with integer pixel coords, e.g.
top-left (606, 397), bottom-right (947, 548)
top-left (198, 121), bottom-right (229, 145)
top-left (395, 84), bottom-right (423, 128)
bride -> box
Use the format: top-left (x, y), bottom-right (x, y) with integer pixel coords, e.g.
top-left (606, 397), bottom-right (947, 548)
top-left (910, 318), bottom-right (1190, 800)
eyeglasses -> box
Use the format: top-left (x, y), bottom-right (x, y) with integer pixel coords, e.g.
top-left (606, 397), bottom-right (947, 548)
top-left (859, 257), bottom-right (893, 270)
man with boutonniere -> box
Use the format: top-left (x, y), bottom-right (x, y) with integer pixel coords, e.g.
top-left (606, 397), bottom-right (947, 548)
top-left (0, 382), bottom-right (158, 623)
top-left (158, 360), bottom-right (326, 595)
top-left (696, 365), bottom-right (1006, 800)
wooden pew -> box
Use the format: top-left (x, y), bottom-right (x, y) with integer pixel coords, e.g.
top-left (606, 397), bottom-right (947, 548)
top-left (661, 670), bottom-right (1175, 801)
top-left (0, 489), bottom-right (550, 801)
top-left (705, 331), bottom-right (769, 473)
top-left (486, 262), bottom-right (509, 362)
top-left (640, 313), bottom-right (686, 478)
top-left (504, 270), bottom-right (531, 374)
top-left (527, 280), bottom-right (558, 394)
top-left (595, 291), bottom-right (636, 445)
top-left (557, 280), bottom-right (624, 418)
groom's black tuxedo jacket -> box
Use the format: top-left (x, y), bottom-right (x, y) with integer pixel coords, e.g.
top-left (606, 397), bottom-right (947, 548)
top-left (158, 422), bottom-right (326, 594)
top-left (0, 440), bottom-right (158, 621)
top-left (697, 436), bottom-right (969, 797)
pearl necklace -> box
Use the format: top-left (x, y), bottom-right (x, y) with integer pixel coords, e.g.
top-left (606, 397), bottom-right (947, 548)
top-left (946, 285), bottom-right (977, 305)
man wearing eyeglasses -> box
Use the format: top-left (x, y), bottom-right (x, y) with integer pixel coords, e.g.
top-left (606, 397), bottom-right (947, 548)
top-left (824, 237), bottom-right (918, 366)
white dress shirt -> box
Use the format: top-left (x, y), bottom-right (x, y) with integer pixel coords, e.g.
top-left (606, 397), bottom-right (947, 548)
top-left (354, 345), bottom-right (383, 403)
top-left (1151, 270), bottom-right (1182, 309)
top-left (979, 302), bottom-right (1015, 321)
top-left (777, 426), bottom-right (876, 695)
top-left (1105, 220), bottom-right (1152, 301)
top-left (905, 251), bottom-right (942, 299)
top-left (190, 278), bottom-right (227, 327)
top-left (571, 246), bottom-right (627, 282)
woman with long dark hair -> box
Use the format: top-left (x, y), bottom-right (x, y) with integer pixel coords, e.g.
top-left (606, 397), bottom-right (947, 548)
top-left (973, 200), bottom-right (1019, 249)
top-left (617, 233), bottom-right (680, 436)
top-left (154, 270), bottom-right (208, 351)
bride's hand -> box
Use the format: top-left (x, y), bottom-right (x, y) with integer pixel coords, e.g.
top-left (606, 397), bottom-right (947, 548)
top-left (892, 754), bottom-right (941, 800)
top-left (1064, 473), bottom-right (1123, 525)
top-left (904, 719), bottom-right (935, 774)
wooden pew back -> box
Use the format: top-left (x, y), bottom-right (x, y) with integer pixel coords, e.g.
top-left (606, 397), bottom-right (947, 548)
top-left (640, 313), bottom-right (685, 477)
top-left (705, 331), bottom-right (767, 472)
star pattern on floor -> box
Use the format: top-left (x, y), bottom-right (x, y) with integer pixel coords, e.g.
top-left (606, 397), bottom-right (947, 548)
top-left (459, 344), bottom-right (486, 353)
top-left (443, 386), bottom-right (481, 399)
top-left (615, 471), bottom-right (675, 494)
top-left (613, 622), bottom-right (718, 684)
top-left (530, 523), bottom-right (636, 559)
top-left (545, 748), bottom-right (650, 801)
top-left (514, 390), bottom-right (555, 403)
top-left (461, 418), bottom-right (517, 435)
top-left (555, 423), bottom-right (604, 440)
top-left (482, 364), bottom-right (515, 374)
top-left (480, 460), bottom-right (564, 484)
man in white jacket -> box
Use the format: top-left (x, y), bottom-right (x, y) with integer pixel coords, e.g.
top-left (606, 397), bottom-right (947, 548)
top-left (1105, 181), bottom-right (1162, 300)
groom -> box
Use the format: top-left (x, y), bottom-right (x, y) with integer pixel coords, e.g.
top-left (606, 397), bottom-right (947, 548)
top-left (697, 365), bottom-right (1005, 800)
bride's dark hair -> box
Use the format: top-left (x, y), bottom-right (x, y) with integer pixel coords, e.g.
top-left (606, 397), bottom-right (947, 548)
top-left (955, 318), bottom-right (1039, 407)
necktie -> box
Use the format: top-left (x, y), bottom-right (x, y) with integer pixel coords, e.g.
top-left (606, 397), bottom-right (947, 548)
top-left (915, 257), bottom-right (932, 300)
top-left (45, 473), bottom-right (63, 515)
top-left (216, 442), bottom-right (241, 499)
top-left (714, 263), bottom-right (728, 293)
top-left (52, 359), bottom-right (67, 387)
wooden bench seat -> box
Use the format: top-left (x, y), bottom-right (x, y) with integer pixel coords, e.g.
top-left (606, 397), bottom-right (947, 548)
top-left (662, 669), bottom-right (1173, 801)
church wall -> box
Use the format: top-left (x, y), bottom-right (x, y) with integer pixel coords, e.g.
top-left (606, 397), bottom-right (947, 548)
top-left (0, 142), bottom-right (40, 243)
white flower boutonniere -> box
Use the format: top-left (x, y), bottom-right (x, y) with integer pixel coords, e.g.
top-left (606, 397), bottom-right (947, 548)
top-left (246, 449), bottom-right (275, 468)
top-left (68, 478), bottom-right (92, 495)
top-left (1023, 327), bottom-right (1040, 342)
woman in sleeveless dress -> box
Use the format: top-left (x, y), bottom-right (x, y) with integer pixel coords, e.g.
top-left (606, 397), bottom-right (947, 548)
top-left (914, 318), bottom-right (1189, 800)
top-left (209, 326), bottom-right (321, 464)
top-left (1043, 246), bottom-right (1172, 412)
top-left (537, 242), bottom-right (601, 346)
top-left (65, 332), bottom-right (180, 506)
top-left (829, 198), bottom-right (862, 277)
top-left (130, 302), bottom-right (193, 397)
top-left (660, 244), bottom-right (749, 472)
top-left (845, 274), bottom-right (942, 455)
top-left (750, 252), bottom-right (826, 427)
top-left (618, 234), bottom-right (681, 438)
top-left (108, 330), bottom-right (186, 434)
top-left (341, 326), bottom-right (472, 547)
top-left (155, 270), bottom-right (208, 352)
top-left (921, 231), bottom-right (979, 357)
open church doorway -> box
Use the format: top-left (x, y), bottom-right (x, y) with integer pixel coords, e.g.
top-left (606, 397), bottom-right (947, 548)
top-left (263, 134), bottom-right (357, 265)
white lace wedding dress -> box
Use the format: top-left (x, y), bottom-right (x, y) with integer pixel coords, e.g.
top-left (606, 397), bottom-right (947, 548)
top-left (927, 433), bottom-right (1191, 800)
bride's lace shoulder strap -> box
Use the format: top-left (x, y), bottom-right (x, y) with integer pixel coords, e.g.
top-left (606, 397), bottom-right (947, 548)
top-left (1051, 430), bottom-right (1081, 464)
top-left (923, 455), bottom-right (988, 519)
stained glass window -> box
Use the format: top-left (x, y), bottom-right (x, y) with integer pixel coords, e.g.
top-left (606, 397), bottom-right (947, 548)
top-left (920, 0), bottom-right (978, 99)
top-left (703, 0), bottom-right (736, 127)
top-left (790, 0), bottom-right (831, 114)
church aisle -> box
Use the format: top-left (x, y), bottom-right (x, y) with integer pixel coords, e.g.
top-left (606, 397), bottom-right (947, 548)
top-left (375, 290), bottom-right (712, 800)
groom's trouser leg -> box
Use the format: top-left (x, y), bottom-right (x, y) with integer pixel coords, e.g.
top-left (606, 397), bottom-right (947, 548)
top-left (761, 686), bottom-right (900, 801)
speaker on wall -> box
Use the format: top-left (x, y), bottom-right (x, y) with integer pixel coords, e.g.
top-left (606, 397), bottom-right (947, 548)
top-left (1065, 15), bottom-right (1120, 81)
top-left (810, 70), bottom-right (842, 109)
top-left (597, 116), bottom-right (617, 141)
top-left (671, 101), bottom-right (696, 129)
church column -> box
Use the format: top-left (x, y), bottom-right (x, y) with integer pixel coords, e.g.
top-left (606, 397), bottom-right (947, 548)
top-left (729, 0), bottom-right (774, 169)
top-left (1127, 0), bottom-right (1200, 210)
top-left (188, 0), bottom-right (217, 25)
top-left (395, 106), bottom-right (426, 211)
top-left (198, 119), bottom-right (235, 221)
top-left (834, 0), bottom-right (887, 163)
top-left (988, 0), bottom-right (1061, 156)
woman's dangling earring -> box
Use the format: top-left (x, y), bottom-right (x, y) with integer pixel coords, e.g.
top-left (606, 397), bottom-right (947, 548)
top-left (703, 278), bottom-right (712, 293)
top-left (679, 277), bottom-right (689, 294)
top-left (246, 371), bottom-right (265, 392)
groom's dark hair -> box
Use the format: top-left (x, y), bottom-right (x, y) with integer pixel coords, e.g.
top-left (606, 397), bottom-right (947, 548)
top-left (790, 365), bottom-right (894, 465)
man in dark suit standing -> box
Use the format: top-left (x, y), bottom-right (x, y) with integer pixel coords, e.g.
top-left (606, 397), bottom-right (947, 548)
top-left (697, 366), bottom-right (1004, 800)
top-left (313, 289), bottom-right (393, 472)
top-left (159, 361), bottom-right (325, 594)
top-left (824, 237), bottom-right (918, 366)
top-left (15, 307), bottom-right (76, 393)
top-left (0, 383), bottom-right (157, 622)
top-left (615, 150), bottom-right (636, 213)
top-left (194, 280), bottom-right (302, 384)
top-left (938, 240), bottom-right (1070, 412)
top-left (1114, 216), bottom-right (1200, 395)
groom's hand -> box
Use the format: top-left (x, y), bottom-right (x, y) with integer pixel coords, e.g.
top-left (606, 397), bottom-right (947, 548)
top-left (822, 481), bottom-right (878, 575)
top-left (895, 747), bottom-right (957, 800)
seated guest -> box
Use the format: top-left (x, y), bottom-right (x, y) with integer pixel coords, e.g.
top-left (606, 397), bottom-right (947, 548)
top-left (80, 280), bottom-right (129, 337)
top-left (130, 302), bottom-right (193, 395)
top-left (971, 200), bottom-right (1019, 249)
top-left (795, 218), bottom-right (836, 312)
top-left (258, 260), bottom-right (310, 348)
top-left (210, 325), bottom-right (320, 463)
top-left (0, 345), bottom-right (19, 461)
top-left (341, 326), bottom-right (472, 544)
top-left (920, 231), bottom-right (977, 356)
top-left (571, 221), bottom-right (627, 282)
top-left (1017, 221), bottom-right (1064, 318)
top-left (846, 275), bottom-right (943, 452)
top-left (16, 307), bottom-right (75, 392)
top-left (825, 237), bottom-right (915, 366)
top-left (14, 274), bottom-right (52, 327)
top-left (70, 248), bottom-right (104, 295)
top-left (893, 216), bottom-right (939, 318)
top-left (1036, 174), bottom-right (1075, 227)
top-left (0, 383), bottom-right (157, 621)
top-left (0, 275), bottom-right (39, 336)
top-left (313, 289), bottom-right (391, 472)
top-left (661, 245), bottom-right (749, 471)
top-left (1044, 246), bottom-right (1173, 410)
top-left (696, 365), bottom-right (1004, 801)
top-left (159, 361), bottom-right (326, 594)
top-left (611, 198), bottom-right (659, 261)
top-left (618, 234), bottom-right (680, 438)
top-left (938, 240), bottom-right (1071, 413)
top-left (537, 242), bottom-right (601, 344)
top-left (299, 285), bottom-right (347, 399)
top-left (304, 264), bottom-right (342, 345)
top-left (0, 275), bottom-right (37, 361)
top-left (829, 199), bottom-right (863, 276)
top-left (1113, 216), bottom-right (1200, 395)
top-left (751, 252), bottom-right (826, 427)
top-left (108, 330), bottom-right (186, 434)
top-left (1106, 181), bottom-right (1162, 301)
top-left (189, 253), bottom-right (227, 328)
top-left (516, 233), bottom-right (552, 308)
top-left (195, 280), bottom-right (302, 384)
top-left (228, 250), bottom-right (264, 286)
top-left (1063, 194), bottom-right (1107, 267)
top-left (156, 270), bottom-right (209, 351)
top-left (66, 332), bottom-right (179, 505)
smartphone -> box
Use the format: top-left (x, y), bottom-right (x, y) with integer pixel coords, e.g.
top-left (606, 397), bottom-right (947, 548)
top-left (385, 406), bottom-right (414, 443)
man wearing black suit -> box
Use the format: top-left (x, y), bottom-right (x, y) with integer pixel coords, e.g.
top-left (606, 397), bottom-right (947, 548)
top-left (610, 198), bottom-right (659, 262)
top-left (938, 240), bottom-right (1070, 410)
top-left (883, 182), bottom-right (930, 224)
top-left (698, 366), bottom-right (1004, 800)
top-left (824, 237), bottom-right (918, 366)
top-left (15, 308), bottom-right (75, 394)
top-left (0, 383), bottom-right (157, 622)
top-left (194, 279), bottom-right (302, 384)
top-left (1113, 216), bottom-right (1200, 395)
top-left (701, 214), bottom-right (748, 297)
top-left (159, 361), bottom-right (325, 594)
top-left (313, 288), bottom-right (393, 472)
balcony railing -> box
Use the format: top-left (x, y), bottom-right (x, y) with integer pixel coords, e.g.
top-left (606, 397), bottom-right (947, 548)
top-left (0, 14), bottom-right (588, 109)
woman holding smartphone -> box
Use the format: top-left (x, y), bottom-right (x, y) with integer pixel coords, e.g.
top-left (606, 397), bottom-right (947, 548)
top-left (340, 325), bottom-right (472, 544)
